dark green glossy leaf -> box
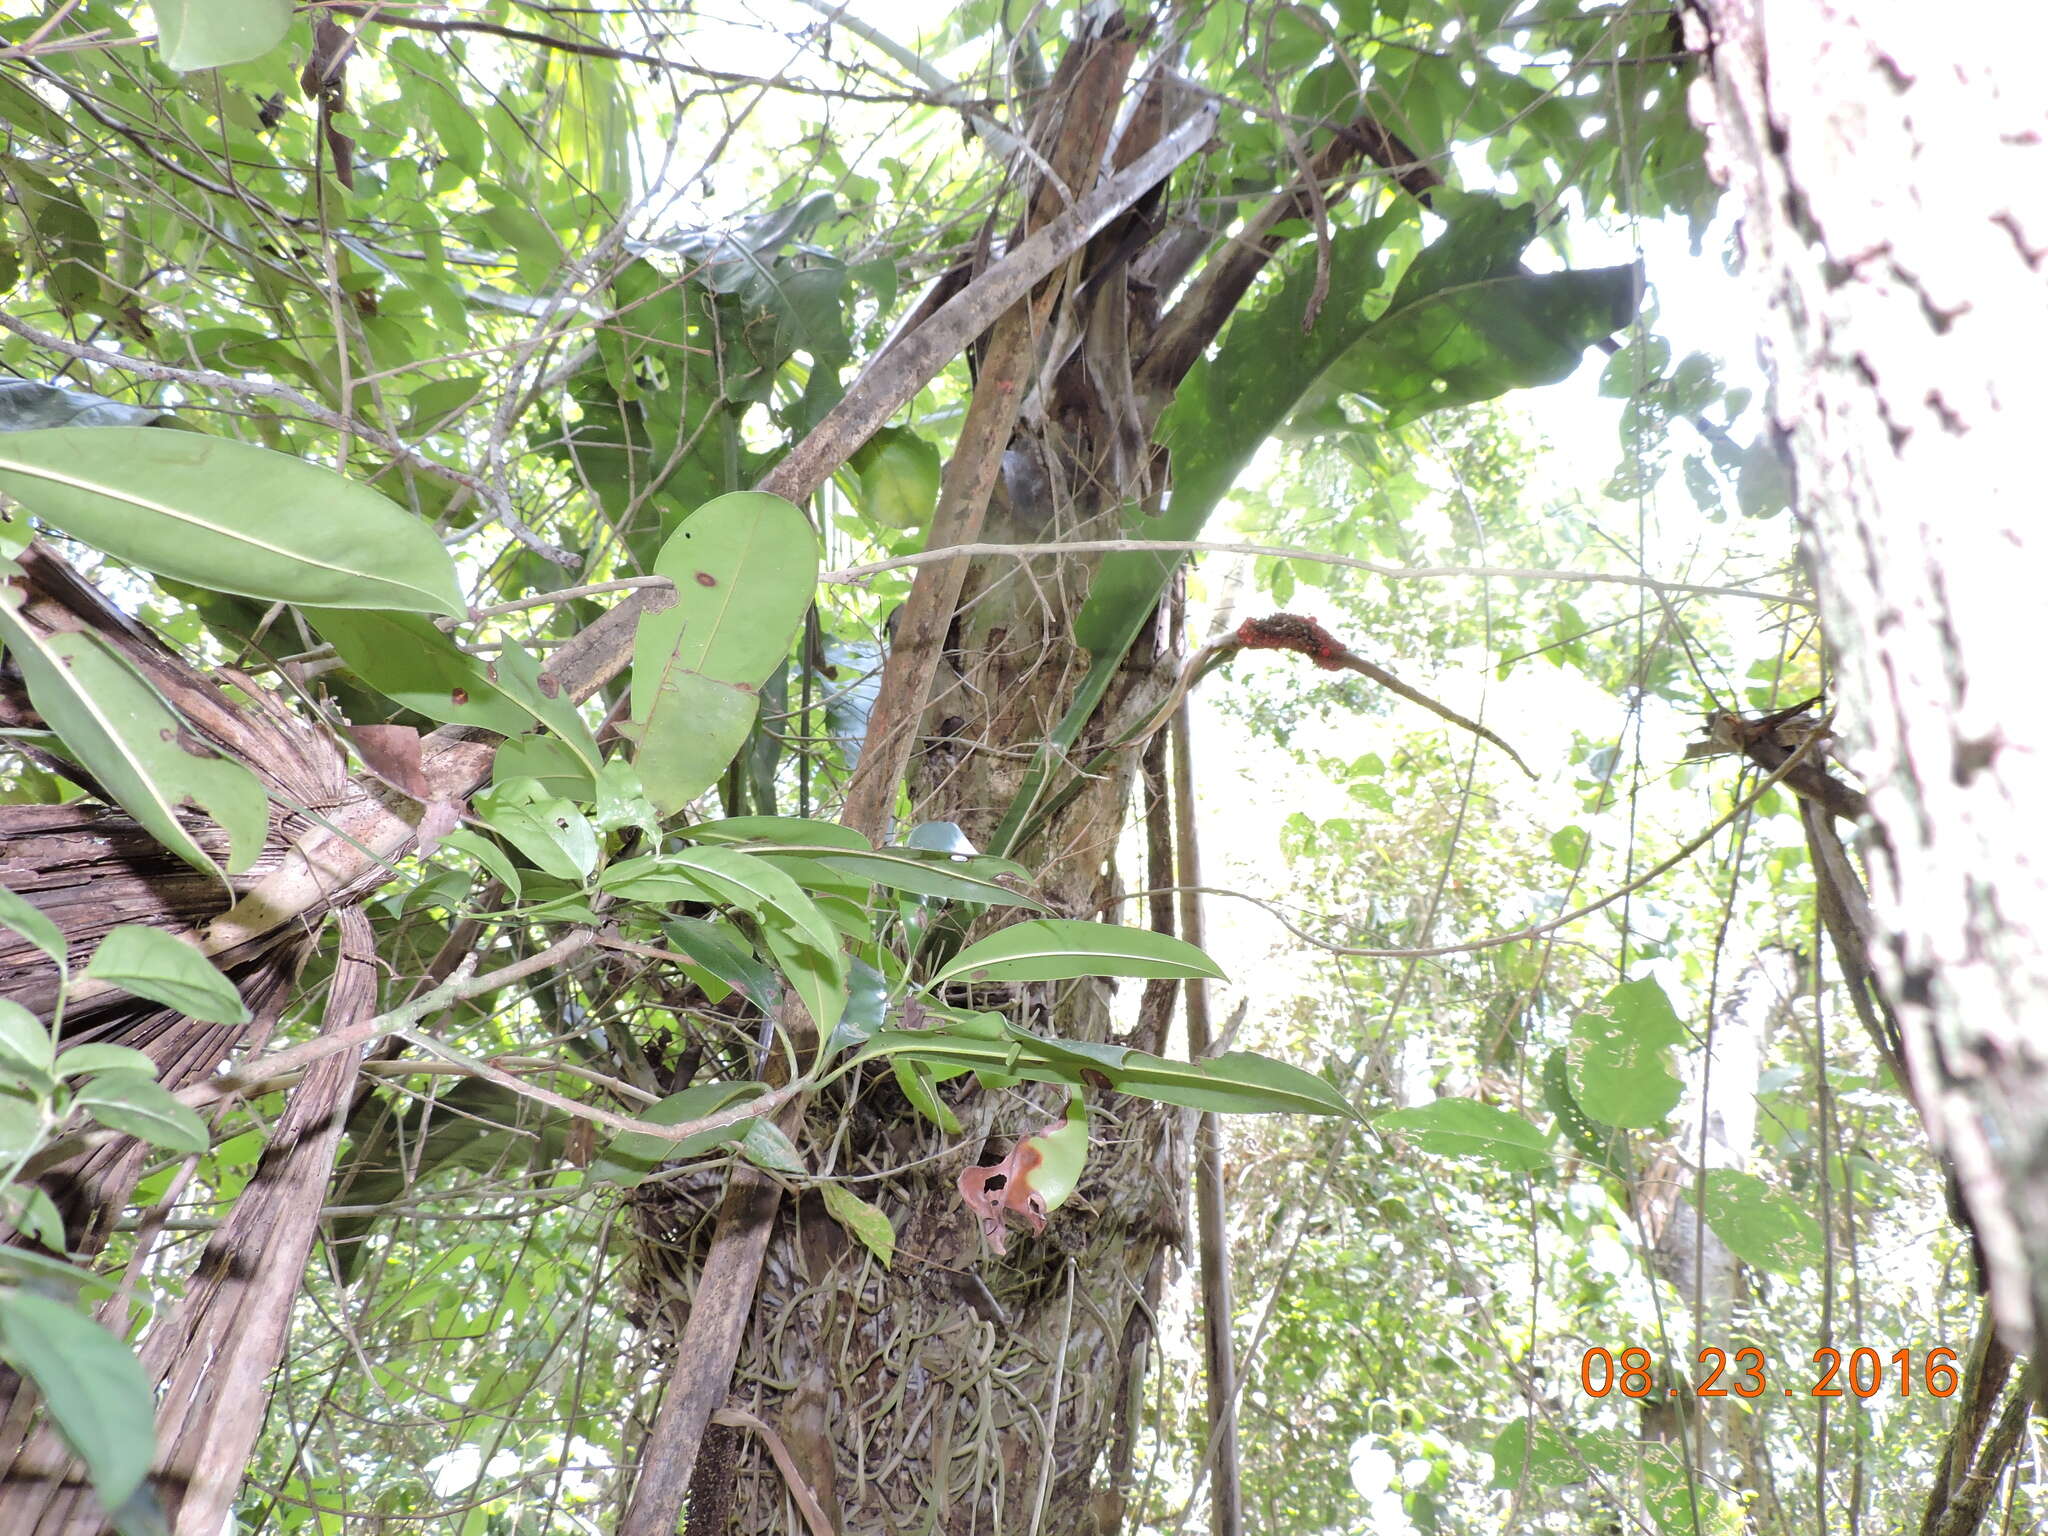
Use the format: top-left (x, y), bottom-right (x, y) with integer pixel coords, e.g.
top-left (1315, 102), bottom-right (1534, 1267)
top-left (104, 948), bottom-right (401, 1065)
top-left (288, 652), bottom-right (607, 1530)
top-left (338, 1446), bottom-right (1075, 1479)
top-left (929, 920), bottom-right (1223, 988)
top-left (588, 1081), bottom-right (762, 1187)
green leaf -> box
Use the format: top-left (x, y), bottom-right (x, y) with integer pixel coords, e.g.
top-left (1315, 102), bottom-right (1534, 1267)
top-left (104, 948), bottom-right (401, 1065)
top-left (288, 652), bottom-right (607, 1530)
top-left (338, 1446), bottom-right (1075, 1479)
top-left (148, 0), bottom-right (291, 71)
top-left (1699, 1170), bottom-right (1824, 1275)
top-left (310, 613), bottom-right (600, 778)
top-left (667, 847), bottom-right (847, 1031)
top-left (814, 849), bottom-right (1044, 909)
top-left (737, 1119), bottom-right (806, 1176)
top-left (0, 1185), bottom-right (67, 1253)
top-left (849, 1025), bottom-right (1352, 1118)
top-left (660, 918), bottom-right (778, 1009)
top-left (0, 883), bottom-right (65, 971)
top-left (820, 1182), bottom-right (896, 1267)
top-left (0, 1248), bottom-right (121, 1302)
top-left (629, 492), bottom-right (818, 815)
top-left (1548, 825), bottom-right (1588, 869)
top-left (1491, 1420), bottom-right (1625, 1488)
top-left (1644, 1441), bottom-right (1744, 1535)
top-left (679, 817), bottom-right (870, 851)
top-left (84, 925), bottom-right (250, 1024)
top-left (1541, 1049), bottom-right (1623, 1173)
top-left (892, 1058), bottom-right (959, 1133)
top-left (0, 1095), bottom-right (42, 1159)
top-left (0, 1291), bottom-right (155, 1506)
top-left (998, 196), bottom-right (1633, 860)
top-left (54, 1044), bottom-right (157, 1081)
top-left (474, 795), bottom-right (598, 882)
top-left (0, 998), bottom-right (54, 1079)
top-left (848, 426), bottom-right (940, 530)
top-left (0, 381), bottom-right (160, 433)
top-left (435, 828), bottom-right (523, 903)
top-left (0, 430), bottom-right (466, 616)
top-left (74, 1069), bottom-right (209, 1153)
top-left (1568, 977), bottom-right (1686, 1128)
top-left (492, 732), bottom-right (597, 801)
top-left (0, 589), bottom-right (268, 882)
top-left (0, 159), bottom-right (103, 314)
top-left (311, 609), bottom-right (530, 733)
top-left (587, 1081), bottom-right (762, 1187)
top-left (1375, 1098), bottom-right (1554, 1172)
top-left (929, 920), bottom-right (1224, 988)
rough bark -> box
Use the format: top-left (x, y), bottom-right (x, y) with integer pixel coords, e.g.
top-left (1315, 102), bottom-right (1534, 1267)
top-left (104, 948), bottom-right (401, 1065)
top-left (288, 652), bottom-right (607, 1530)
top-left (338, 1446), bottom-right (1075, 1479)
top-left (1686, 0), bottom-right (2048, 1374)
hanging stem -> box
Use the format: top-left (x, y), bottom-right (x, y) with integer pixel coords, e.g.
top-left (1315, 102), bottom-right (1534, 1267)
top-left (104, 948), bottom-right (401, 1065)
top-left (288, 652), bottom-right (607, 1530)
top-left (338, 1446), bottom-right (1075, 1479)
top-left (1172, 702), bottom-right (1245, 1536)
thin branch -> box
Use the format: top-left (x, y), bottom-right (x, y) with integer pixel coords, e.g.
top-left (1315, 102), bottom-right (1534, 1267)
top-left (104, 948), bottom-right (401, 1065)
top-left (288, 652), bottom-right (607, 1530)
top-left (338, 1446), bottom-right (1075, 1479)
top-left (0, 311), bottom-right (575, 566)
top-left (1104, 731), bottom-right (1824, 960)
top-left (819, 538), bottom-right (1809, 607)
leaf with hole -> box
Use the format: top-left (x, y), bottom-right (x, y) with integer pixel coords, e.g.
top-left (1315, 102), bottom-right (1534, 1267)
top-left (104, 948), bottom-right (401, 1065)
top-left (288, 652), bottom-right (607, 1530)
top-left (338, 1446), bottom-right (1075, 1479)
top-left (1568, 977), bottom-right (1686, 1128)
top-left (0, 430), bottom-right (465, 615)
top-left (312, 612), bottom-right (599, 778)
top-left (629, 493), bottom-right (817, 815)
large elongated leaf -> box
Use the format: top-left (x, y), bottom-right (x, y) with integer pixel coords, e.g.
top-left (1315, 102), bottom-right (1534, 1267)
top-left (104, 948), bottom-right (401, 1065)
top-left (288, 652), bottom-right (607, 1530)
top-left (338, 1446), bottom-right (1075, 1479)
top-left (588, 1081), bottom-right (763, 1187)
top-left (679, 816), bottom-right (871, 850)
top-left (629, 492), bottom-right (817, 815)
top-left (0, 429), bottom-right (466, 616)
top-left (0, 573), bottom-right (267, 881)
top-left (0, 381), bottom-right (162, 432)
top-left (730, 846), bottom-right (1044, 908)
top-left (670, 847), bottom-right (845, 1031)
top-left (928, 919), bottom-right (1223, 988)
top-left (992, 196), bottom-right (1636, 857)
top-left (848, 1024), bottom-right (1351, 1118)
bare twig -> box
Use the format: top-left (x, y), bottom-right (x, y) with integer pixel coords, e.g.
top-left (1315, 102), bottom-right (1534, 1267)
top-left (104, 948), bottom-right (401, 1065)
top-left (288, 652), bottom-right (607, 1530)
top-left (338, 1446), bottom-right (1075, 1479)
top-left (819, 538), bottom-right (1807, 607)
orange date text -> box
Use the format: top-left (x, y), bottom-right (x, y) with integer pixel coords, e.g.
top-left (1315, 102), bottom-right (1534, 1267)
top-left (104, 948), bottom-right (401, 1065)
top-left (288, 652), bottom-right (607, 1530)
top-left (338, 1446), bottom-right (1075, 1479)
top-left (1578, 1346), bottom-right (1958, 1400)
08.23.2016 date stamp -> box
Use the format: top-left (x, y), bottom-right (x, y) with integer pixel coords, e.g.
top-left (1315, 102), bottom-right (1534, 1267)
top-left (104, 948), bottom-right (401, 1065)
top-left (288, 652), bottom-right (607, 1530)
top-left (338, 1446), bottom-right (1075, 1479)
top-left (1579, 1346), bottom-right (1959, 1401)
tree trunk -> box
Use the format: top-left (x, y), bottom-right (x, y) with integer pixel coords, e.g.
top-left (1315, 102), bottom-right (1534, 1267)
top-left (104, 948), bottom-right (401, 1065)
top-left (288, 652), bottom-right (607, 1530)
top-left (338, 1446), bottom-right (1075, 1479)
top-left (1685, 1), bottom-right (2048, 1377)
